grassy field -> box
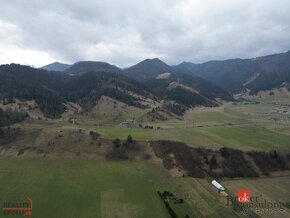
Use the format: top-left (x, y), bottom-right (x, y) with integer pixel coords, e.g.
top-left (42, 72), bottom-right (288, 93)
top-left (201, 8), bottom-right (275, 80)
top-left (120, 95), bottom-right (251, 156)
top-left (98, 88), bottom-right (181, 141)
top-left (174, 178), bottom-right (240, 217)
top-left (0, 157), bottom-right (170, 218)
top-left (98, 100), bottom-right (289, 152)
top-left (97, 126), bottom-right (151, 141)
top-left (35, 95), bottom-right (289, 153)
top-left (93, 103), bottom-right (290, 152)
top-left (0, 157), bottom-right (248, 218)
top-left (196, 126), bottom-right (290, 151)
top-left (150, 125), bottom-right (290, 152)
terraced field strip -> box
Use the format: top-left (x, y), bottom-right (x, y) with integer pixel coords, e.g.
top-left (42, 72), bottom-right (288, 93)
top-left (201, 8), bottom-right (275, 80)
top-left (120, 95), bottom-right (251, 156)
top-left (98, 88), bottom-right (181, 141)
top-left (101, 189), bottom-right (142, 218)
top-left (175, 178), bottom-right (240, 217)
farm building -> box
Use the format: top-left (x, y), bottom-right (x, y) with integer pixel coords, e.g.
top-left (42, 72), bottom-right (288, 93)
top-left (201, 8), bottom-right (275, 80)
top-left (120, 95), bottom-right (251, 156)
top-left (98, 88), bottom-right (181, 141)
top-left (68, 117), bottom-right (77, 125)
top-left (119, 120), bottom-right (139, 128)
top-left (211, 180), bottom-right (225, 192)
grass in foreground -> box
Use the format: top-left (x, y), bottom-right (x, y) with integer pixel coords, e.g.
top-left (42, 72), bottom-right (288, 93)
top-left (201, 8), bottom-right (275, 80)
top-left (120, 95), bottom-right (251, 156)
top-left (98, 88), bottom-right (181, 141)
top-left (0, 158), bottom-right (168, 218)
top-left (0, 157), bottom-right (243, 218)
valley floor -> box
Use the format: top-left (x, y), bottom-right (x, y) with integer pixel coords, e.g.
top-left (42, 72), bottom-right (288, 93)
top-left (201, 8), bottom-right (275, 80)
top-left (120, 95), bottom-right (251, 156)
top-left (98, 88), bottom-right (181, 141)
top-left (0, 94), bottom-right (290, 217)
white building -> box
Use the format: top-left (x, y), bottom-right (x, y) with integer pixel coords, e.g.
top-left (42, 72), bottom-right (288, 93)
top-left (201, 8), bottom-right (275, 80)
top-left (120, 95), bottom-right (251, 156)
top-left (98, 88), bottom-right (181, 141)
top-left (211, 180), bottom-right (225, 191)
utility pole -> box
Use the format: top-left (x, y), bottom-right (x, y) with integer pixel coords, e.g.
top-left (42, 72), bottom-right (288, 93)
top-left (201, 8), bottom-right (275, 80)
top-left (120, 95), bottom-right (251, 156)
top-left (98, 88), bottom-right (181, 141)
top-left (273, 118), bottom-right (278, 130)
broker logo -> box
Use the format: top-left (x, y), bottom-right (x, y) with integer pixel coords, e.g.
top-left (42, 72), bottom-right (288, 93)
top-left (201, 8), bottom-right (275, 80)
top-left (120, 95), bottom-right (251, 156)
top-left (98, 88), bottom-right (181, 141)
top-left (238, 190), bottom-right (251, 202)
top-left (2, 197), bottom-right (32, 216)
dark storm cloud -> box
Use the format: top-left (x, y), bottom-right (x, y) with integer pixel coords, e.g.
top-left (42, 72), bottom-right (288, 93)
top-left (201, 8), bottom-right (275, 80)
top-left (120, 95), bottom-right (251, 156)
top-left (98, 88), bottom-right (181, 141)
top-left (0, 0), bottom-right (290, 67)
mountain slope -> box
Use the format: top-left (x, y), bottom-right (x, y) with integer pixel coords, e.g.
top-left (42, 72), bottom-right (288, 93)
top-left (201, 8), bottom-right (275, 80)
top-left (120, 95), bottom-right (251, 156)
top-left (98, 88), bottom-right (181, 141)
top-left (61, 71), bottom-right (151, 109)
top-left (0, 64), bottom-right (68, 118)
top-left (42, 62), bottom-right (72, 72)
top-left (65, 61), bottom-right (122, 76)
top-left (0, 64), bottom-right (153, 117)
top-left (0, 58), bottom-right (238, 119)
top-left (144, 72), bottom-right (233, 114)
top-left (174, 51), bottom-right (290, 94)
top-left (125, 58), bottom-right (174, 81)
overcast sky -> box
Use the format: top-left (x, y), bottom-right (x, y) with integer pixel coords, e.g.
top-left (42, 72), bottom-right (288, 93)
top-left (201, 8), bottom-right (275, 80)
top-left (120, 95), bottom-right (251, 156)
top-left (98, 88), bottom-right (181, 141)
top-left (0, 0), bottom-right (290, 67)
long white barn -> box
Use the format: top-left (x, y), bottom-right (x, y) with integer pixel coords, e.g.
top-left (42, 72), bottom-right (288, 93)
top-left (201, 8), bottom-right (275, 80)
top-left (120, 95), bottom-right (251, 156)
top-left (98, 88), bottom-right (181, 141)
top-left (211, 180), bottom-right (225, 191)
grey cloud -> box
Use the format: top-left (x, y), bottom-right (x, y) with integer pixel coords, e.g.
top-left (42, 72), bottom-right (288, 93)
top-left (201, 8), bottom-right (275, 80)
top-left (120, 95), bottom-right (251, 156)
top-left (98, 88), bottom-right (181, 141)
top-left (0, 0), bottom-right (290, 67)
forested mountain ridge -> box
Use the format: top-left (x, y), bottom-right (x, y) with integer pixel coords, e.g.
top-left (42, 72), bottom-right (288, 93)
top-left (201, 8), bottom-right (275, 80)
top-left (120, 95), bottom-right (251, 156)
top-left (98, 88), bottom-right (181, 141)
top-left (64, 61), bottom-right (123, 76)
top-left (3, 49), bottom-right (289, 120)
top-left (42, 51), bottom-right (290, 95)
top-left (0, 65), bottom-right (149, 116)
top-left (125, 58), bottom-right (174, 81)
top-left (0, 64), bottom-right (68, 118)
top-left (1, 63), bottom-right (233, 118)
top-left (145, 72), bottom-right (233, 114)
top-left (61, 71), bottom-right (152, 109)
top-left (42, 62), bottom-right (72, 72)
top-left (174, 51), bottom-right (290, 94)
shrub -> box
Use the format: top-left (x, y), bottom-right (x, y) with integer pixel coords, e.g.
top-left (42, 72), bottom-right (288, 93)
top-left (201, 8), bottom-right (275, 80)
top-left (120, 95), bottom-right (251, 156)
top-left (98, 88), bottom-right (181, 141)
top-left (127, 135), bottom-right (133, 143)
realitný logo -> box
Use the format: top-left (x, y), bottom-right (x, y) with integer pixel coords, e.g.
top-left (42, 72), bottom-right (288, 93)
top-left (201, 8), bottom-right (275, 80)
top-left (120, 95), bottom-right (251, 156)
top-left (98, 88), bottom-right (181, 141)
top-left (2, 197), bottom-right (32, 216)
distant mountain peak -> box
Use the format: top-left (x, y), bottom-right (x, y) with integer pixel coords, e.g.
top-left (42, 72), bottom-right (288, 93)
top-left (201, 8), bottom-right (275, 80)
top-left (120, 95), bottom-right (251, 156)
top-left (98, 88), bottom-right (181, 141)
top-left (151, 57), bottom-right (164, 62)
top-left (142, 58), bottom-right (167, 65)
top-left (64, 61), bottom-right (122, 76)
top-left (125, 58), bottom-right (173, 81)
top-left (41, 62), bottom-right (71, 72)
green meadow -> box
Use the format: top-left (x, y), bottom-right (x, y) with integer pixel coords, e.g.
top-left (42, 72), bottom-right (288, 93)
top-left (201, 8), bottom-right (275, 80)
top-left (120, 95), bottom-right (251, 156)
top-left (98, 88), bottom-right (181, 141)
top-left (97, 126), bottom-right (151, 141)
top-left (0, 158), bottom-right (169, 218)
top-left (1, 96), bottom-right (289, 218)
top-left (0, 157), bottom-right (246, 218)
